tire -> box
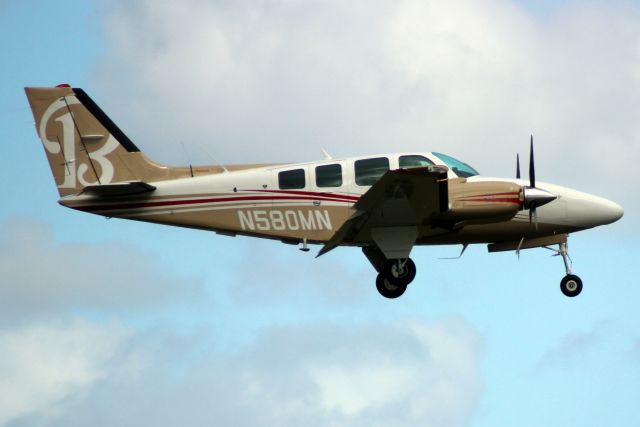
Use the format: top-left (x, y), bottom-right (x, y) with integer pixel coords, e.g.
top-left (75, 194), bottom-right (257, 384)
top-left (376, 273), bottom-right (407, 299)
top-left (560, 274), bottom-right (583, 297)
top-left (382, 258), bottom-right (417, 287)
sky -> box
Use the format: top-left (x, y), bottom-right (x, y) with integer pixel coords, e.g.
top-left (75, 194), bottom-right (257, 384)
top-left (0, 0), bottom-right (639, 426)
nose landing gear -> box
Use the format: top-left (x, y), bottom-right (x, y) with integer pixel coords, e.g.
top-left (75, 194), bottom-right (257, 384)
top-left (560, 274), bottom-right (583, 297)
top-left (547, 241), bottom-right (583, 297)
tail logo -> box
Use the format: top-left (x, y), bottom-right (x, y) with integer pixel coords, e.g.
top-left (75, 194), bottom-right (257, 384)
top-left (40, 97), bottom-right (119, 189)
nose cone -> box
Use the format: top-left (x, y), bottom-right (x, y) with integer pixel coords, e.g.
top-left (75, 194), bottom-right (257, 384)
top-left (596, 198), bottom-right (624, 225)
top-left (566, 193), bottom-right (624, 228)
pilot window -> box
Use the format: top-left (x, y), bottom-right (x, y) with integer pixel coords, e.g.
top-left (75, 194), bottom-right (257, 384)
top-left (399, 155), bottom-right (435, 169)
top-left (278, 168), bottom-right (305, 189)
top-left (432, 152), bottom-right (479, 178)
top-left (355, 157), bottom-right (389, 186)
top-left (316, 164), bottom-right (342, 188)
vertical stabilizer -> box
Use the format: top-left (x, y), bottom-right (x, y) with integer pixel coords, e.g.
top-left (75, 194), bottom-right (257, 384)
top-left (25, 85), bottom-right (188, 197)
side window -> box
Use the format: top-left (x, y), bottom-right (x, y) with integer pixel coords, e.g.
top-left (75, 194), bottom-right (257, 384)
top-left (355, 157), bottom-right (389, 186)
top-left (399, 155), bottom-right (434, 169)
top-left (316, 164), bottom-right (342, 188)
top-left (278, 169), bottom-right (305, 189)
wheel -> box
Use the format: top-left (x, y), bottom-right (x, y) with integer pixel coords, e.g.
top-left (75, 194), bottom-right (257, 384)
top-left (560, 274), bottom-right (583, 297)
top-left (376, 273), bottom-right (407, 299)
top-left (382, 258), bottom-right (417, 287)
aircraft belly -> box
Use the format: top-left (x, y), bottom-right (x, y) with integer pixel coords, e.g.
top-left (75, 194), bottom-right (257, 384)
top-left (415, 219), bottom-right (581, 245)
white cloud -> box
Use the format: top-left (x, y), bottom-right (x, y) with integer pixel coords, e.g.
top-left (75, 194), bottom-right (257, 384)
top-left (0, 217), bottom-right (483, 427)
top-left (0, 218), bottom-right (209, 320)
top-left (309, 319), bottom-right (483, 425)
top-left (0, 319), bottom-right (133, 426)
top-left (534, 322), bottom-right (608, 371)
top-left (312, 362), bottom-right (416, 416)
top-left (27, 318), bottom-right (483, 427)
top-left (94, 0), bottom-right (640, 216)
top-left (227, 238), bottom-right (373, 305)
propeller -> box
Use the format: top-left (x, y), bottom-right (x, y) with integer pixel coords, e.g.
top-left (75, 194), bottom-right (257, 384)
top-left (529, 135), bottom-right (535, 188)
top-left (520, 135), bottom-right (557, 228)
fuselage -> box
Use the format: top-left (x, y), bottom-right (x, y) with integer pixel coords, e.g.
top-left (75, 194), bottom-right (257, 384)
top-left (60, 151), bottom-right (623, 247)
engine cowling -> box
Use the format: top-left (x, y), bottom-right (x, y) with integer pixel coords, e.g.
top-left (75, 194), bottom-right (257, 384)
top-left (445, 180), bottom-right (523, 221)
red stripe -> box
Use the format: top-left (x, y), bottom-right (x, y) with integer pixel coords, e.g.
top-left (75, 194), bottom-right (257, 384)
top-left (457, 191), bottom-right (522, 205)
top-left (458, 197), bottom-right (522, 204)
top-left (250, 189), bottom-right (360, 202)
top-left (460, 191), bottom-right (520, 198)
top-left (74, 194), bottom-right (355, 213)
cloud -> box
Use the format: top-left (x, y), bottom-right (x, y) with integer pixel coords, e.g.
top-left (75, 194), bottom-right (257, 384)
top-left (227, 238), bottom-right (372, 305)
top-left (17, 317), bottom-right (483, 427)
top-left (0, 217), bottom-right (209, 320)
top-left (94, 0), bottom-right (640, 215)
top-left (0, 217), bottom-right (483, 427)
top-left (533, 322), bottom-right (608, 371)
top-left (0, 319), bottom-right (134, 426)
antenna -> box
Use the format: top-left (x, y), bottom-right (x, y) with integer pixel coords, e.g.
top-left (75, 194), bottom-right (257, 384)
top-left (180, 141), bottom-right (194, 177)
top-left (201, 145), bottom-right (229, 173)
top-left (439, 244), bottom-right (469, 260)
top-left (321, 148), bottom-right (332, 160)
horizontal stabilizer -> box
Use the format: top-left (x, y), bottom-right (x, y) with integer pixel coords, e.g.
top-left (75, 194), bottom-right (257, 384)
top-left (80, 181), bottom-right (156, 196)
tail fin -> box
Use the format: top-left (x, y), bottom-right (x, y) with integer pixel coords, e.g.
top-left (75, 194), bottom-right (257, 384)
top-left (25, 85), bottom-right (184, 197)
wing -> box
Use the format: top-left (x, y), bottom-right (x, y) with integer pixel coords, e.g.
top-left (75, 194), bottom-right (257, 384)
top-left (318, 165), bottom-right (449, 258)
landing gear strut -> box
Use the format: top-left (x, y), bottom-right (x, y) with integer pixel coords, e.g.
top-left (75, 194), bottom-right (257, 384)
top-left (547, 241), bottom-right (583, 297)
top-left (376, 258), bottom-right (416, 299)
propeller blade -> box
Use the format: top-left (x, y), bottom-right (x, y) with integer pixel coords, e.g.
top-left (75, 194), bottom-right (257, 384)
top-left (529, 135), bottom-right (535, 188)
top-left (521, 135), bottom-right (553, 230)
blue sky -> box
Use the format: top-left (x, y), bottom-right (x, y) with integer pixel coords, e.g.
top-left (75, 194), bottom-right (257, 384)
top-left (1, 1), bottom-right (639, 426)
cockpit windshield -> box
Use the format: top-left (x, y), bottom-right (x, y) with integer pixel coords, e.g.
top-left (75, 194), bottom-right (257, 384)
top-left (432, 152), bottom-right (479, 178)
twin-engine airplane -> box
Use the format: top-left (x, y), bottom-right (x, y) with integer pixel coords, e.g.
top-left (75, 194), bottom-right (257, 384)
top-left (25, 85), bottom-right (624, 298)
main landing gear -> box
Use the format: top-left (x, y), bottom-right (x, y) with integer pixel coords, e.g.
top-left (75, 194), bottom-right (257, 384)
top-left (375, 258), bottom-right (416, 299)
top-left (548, 242), bottom-right (583, 297)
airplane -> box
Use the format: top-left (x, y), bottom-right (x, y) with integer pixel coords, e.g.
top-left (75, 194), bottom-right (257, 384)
top-left (25, 84), bottom-right (624, 299)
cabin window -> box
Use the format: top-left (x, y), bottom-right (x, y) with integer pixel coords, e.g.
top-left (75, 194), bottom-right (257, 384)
top-left (278, 168), bottom-right (305, 189)
top-left (315, 164), bottom-right (342, 188)
top-left (399, 155), bottom-right (434, 169)
top-left (355, 157), bottom-right (389, 186)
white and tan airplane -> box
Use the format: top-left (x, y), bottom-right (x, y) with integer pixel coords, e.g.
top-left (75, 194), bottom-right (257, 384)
top-left (25, 84), bottom-right (624, 298)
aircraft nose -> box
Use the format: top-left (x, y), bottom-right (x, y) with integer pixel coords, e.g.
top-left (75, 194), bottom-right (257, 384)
top-left (596, 198), bottom-right (624, 225)
top-left (566, 193), bottom-right (624, 228)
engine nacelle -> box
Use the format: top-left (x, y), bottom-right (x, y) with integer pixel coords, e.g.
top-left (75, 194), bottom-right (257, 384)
top-left (445, 180), bottom-right (523, 221)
